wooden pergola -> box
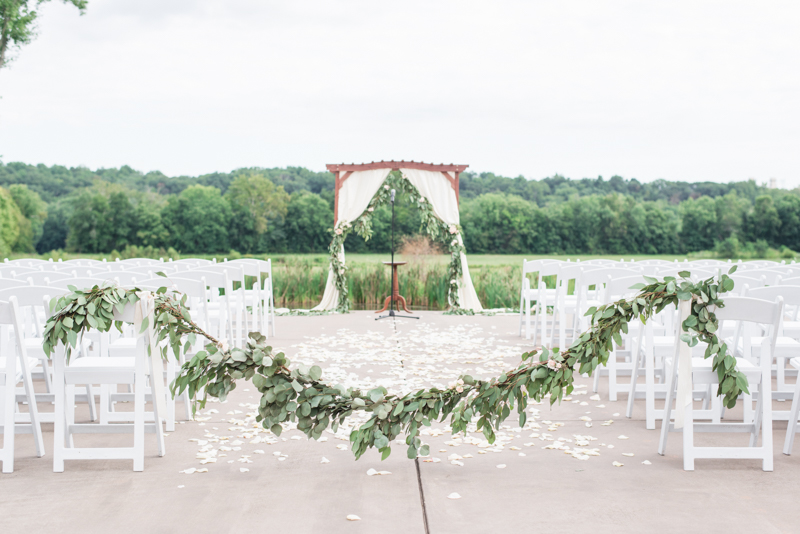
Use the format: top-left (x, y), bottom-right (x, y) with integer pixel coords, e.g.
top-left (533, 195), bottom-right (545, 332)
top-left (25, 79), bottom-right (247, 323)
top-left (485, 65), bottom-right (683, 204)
top-left (326, 160), bottom-right (469, 224)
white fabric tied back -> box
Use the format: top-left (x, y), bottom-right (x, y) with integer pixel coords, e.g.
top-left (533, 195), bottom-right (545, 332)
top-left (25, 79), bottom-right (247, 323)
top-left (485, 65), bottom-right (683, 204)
top-left (401, 168), bottom-right (482, 312)
top-left (313, 169), bottom-right (391, 311)
top-left (313, 167), bottom-right (483, 312)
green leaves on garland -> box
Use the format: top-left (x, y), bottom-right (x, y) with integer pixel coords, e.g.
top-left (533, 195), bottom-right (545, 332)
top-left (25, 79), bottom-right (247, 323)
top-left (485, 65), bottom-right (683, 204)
top-left (43, 268), bottom-right (743, 462)
top-left (327, 172), bottom-right (466, 313)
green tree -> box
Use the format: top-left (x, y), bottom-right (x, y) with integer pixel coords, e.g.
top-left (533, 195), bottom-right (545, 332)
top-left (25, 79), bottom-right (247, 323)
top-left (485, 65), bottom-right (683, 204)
top-left (0, 186), bottom-right (21, 255)
top-left (66, 190), bottom-right (109, 252)
top-left (36, 196), bottom-right (70, 252)
top-left (748, 195), bottom-right (782, 245)
top-left (775, 194), bottom-right (800, 250)
top-left (226, 174), bottom-right (289, 253)
top-left (680, 197), bottom-right (718, 252)
top-left (162, 185), bottom-right (231, 253)
top-left (284, 192), bottom-right (332, 253)
top-left (0, 0), bottom-right (87, 71)
top-left (8, 183), bottom-right (46, 251)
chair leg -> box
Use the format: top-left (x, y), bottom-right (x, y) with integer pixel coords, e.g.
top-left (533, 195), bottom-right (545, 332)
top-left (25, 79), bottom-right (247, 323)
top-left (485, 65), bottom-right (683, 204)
top-left (1, 376), bottom-right (15, 473)
top-left (782, 376), bottom-right (800, 455)
top-left (683, 399), bottom-right (695, 471)
top-left (53, 352), bottom-right (66, 473)
top-left (166, 359), bottom-right (176, 432)
top-left (608, 350), bottom-right (618, 402)
top-left (626, 348), bottom-right (642, 419)
top-left (658, 357), bottom-right (678, 456)
top-left (133, 362), bottom-right (145, 472)
top-left (760, 369), bottom-right (774, 472)
top-left (19, 349), bottom-right (45, 458)
top-left (65, 385), bottom-right (76, 448)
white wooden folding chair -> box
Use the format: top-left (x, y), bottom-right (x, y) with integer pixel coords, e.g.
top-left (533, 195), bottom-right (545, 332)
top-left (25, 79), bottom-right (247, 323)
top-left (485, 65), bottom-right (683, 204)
top-left (519, 260), bottom-right (563, 340)
top-left (179, 270), bottom-right (237, 347)
top-left (592, 275), bottom-right (644, 402)
top-left (0, 298), bottom-right (45, 473)
top-left (658, 296), bottom-right (783, 471)
top-left (741, 285), bottom-right (800, 416)
top-left (52, 295), bottom-right (166, 472)
top-left (0, 285), bottom-right (98, 423)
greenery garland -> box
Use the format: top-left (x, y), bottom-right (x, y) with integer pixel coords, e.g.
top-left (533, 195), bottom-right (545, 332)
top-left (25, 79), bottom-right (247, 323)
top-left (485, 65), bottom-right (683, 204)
top-left (42, 268), bottom-right (744, 461)
top-left (326, 172), bottom-right (466, 313)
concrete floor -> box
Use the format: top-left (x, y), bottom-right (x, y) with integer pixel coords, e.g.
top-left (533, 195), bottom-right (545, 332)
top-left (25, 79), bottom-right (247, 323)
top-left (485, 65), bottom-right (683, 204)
top-left (2, 311), bottom-right (800, 534)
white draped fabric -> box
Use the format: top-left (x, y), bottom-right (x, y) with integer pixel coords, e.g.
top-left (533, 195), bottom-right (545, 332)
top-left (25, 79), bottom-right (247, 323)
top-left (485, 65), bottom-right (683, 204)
top-left (312, 169), bottom-right (390, 311)
top-left (313, 167), bottom-right (483, 312)
top-left (401, 168), bottom-right (482, 312)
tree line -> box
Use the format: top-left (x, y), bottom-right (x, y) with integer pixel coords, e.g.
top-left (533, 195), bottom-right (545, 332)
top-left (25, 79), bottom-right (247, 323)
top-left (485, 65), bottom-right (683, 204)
top-left (0, 161), bottom-right (797, 257)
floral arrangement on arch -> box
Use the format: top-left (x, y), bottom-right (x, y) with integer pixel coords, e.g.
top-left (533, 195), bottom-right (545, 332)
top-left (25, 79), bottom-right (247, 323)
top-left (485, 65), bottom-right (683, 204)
top-left (325, 172), bottom-right (465, 313)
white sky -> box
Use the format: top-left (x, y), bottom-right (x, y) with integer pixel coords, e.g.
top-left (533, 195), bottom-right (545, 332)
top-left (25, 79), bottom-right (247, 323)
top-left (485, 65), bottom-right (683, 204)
top-left (0, 1), bottom-right (798, 186)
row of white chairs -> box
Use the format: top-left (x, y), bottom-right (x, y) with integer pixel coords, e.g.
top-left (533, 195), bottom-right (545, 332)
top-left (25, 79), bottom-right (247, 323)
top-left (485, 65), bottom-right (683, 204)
top-left (518, 257), bottom-right (800, 471)
top-left (1, 257), bottom-right (278, 473)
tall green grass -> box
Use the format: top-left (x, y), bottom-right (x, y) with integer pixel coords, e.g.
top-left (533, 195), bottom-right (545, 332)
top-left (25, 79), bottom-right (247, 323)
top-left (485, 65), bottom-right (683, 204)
top-left (271, 257), bottom-right (522, 309)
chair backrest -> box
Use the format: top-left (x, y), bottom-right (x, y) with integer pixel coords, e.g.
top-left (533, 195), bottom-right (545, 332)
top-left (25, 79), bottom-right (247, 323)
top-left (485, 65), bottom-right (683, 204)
top-left (739, 269), bottom-right (789, 286)
top-left (47, 277), bottom-right (113, 292)
top-left (176, 270), bottom-right (231, 292)
top-left (107, 271), bottom-right (141, 286)
top-left (22, 271), bottom-right (74, 285)
top-left (780, 276), bottom-right (800, 286)
top-left (580, 267), bottom-right (641, 288)
top-left (714, 296), bottom-right (784, 365)
top-left (581, 259), bottom-right (617, 266)
top-left (729, 274), bottom-right (766, 294)
top-left (0, 265), bottom-right (40, 276)
top-left (116, 258), bottom-right (164, 267)
top-left (0, 278), bottom-right (32, 290)
top-left (604, 275), bottom-right (647, 302)
top-left (635, 259), bottom-right (674, 266)
top-left (744, 285), bottom-right (800, 307)
top-left (55, 266), bottom-right (109, 278)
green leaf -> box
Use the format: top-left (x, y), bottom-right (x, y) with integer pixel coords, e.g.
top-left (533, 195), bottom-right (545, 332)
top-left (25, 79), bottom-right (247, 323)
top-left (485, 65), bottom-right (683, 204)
top-left (309, 365), bottom-right (322, 381)
top-left (155, 271), bottom-right (167, 278)
top-left (138, 316), bottom-right (149, 334)
top-left (678, 271), bottom-right (691, 278)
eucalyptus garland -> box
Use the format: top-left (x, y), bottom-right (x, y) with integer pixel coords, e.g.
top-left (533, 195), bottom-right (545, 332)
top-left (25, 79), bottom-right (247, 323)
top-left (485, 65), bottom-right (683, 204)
top-left (327, 172), bottom-right (466, 313)
top-left (41, 267), bottom-right (746, 461)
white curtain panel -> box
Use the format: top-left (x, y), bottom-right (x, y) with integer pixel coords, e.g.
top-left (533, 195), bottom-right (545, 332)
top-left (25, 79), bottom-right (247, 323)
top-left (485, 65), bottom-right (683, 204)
top-left (401, 168), bottom-right (483, 312)
top-left (312, 169), bottom-right (390, 311)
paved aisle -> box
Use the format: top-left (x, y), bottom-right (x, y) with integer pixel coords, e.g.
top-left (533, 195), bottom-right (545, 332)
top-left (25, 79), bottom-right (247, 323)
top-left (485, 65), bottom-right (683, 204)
top-left (2, 312), bottom-right (800, 533)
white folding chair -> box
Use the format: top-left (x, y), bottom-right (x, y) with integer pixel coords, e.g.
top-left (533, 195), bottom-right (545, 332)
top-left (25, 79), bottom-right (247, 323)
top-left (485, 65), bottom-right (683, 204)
top-left (741, 285), bottom-right (800, 413)
top-left (592, 275), bottom-right (644, 402)
top-left (0, 298), bottom-right (45, 473)
top-left (518, 259), bottom-right (561, 340)
top-left (658, 296), bottom-right (783, 471)
top-left (52, 296), bottom-right (166, 472)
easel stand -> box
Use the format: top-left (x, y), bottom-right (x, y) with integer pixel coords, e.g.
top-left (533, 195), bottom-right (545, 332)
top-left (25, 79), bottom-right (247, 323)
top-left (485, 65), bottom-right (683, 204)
top-left (376, 189), bottom-right (418, 321)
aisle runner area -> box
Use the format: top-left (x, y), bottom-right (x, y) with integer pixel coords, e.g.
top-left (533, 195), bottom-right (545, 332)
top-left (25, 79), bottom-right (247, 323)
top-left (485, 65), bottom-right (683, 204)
top-left (182, 317), bottom-right (646, 476)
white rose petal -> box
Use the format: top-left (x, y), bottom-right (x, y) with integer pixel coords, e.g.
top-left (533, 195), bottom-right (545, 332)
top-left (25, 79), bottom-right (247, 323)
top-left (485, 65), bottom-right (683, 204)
top-left (448, 493), bottom-right (461, 500)
top-left (618, 435), bottom-right (629, 440)
top-left (622, 453), bottom-right (634, 457)
top-left (366, 468), bottom-right (378, 476)
top-left (642, 460), bottom-right (652, 465)
top-left (320, 457), bottom-right (330, 464)
top-left (612, 461), bottom-right (624, 467)
top-left (496, 464), bottom-right (506, 469)
top-left (239, 468), bottom-right (249, 473)
top-left (346, 515), bottom-right (361, 521)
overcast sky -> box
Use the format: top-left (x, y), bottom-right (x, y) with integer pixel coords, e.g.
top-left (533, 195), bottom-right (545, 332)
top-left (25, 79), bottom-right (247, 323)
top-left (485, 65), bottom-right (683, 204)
top-left (0, 1), bottom-right (798, 186)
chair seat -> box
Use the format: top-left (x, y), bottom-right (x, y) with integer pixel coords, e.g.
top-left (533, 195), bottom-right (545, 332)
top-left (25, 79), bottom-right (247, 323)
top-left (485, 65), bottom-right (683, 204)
top-left (64, 356), bottom-right (136, 384)
top-left (0, 356), bottom-right (39, 384)
top-left (666, 355), bottom-right (759, 382)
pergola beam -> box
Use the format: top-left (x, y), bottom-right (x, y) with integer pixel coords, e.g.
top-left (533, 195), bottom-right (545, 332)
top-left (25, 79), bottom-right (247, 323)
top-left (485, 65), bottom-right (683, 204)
top-left (329, 160), bottom-right (468, 224)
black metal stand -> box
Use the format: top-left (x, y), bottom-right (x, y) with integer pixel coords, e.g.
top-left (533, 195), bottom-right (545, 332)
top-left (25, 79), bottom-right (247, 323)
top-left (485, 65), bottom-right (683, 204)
top-left (377, 189), bottom-right (418, 320)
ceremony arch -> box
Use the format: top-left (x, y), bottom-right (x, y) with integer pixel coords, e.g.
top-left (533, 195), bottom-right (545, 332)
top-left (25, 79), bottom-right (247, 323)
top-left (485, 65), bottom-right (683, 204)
top-left (312, 160), bottom-right (483, 313)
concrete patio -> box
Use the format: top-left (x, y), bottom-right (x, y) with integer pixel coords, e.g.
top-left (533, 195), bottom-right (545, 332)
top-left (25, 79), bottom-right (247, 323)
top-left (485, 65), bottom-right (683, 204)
top-left (2, 311), bottom-right (799, 534)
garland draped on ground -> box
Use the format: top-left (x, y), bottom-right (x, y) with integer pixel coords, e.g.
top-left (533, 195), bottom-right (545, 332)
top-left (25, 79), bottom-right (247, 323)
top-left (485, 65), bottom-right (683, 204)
top-left (327, 172), bottom-right (465, 313)
top-left (42, 268), bottom-right (742, 461)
